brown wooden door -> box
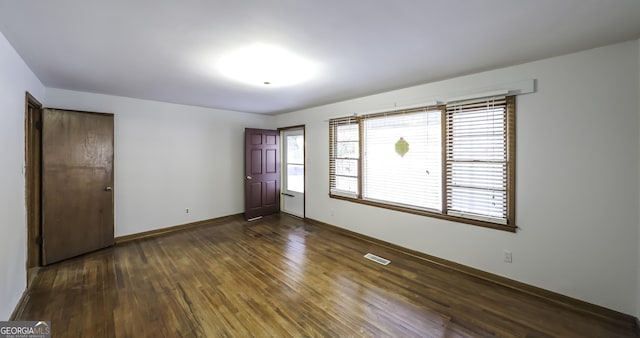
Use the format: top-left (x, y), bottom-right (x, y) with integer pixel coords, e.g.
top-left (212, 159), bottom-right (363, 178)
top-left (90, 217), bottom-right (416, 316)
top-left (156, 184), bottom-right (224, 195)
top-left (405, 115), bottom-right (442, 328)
top-left (245, 128), bottom-right (280, 220)
top-left (42, 109), bottom-right (114, 265)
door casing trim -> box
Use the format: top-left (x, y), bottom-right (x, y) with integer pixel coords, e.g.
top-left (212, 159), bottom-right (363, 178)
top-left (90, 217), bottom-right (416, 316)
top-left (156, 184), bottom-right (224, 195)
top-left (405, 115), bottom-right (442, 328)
top-left (24, 91), bottom-right (42, 288)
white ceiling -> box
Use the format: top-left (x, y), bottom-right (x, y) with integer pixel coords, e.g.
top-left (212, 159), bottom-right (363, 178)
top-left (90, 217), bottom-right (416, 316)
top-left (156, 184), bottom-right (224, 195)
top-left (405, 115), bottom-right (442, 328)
top-left (1, 1), bottom-right (640, 114)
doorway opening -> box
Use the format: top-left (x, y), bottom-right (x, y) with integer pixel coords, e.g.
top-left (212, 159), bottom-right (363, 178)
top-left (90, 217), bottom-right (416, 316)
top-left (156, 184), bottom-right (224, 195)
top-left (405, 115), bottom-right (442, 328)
top-left (280, 126), bottom-right (305, 218)
top-left (24, 92), bottom-right (42, 288)
top-left (244, 128), bottom-right (281, 220)
top-left (25, 102), bottom-right (116, 278)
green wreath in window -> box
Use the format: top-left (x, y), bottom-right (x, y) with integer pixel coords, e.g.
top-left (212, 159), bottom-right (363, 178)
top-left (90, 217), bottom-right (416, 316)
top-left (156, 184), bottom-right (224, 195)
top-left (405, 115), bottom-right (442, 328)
top-left (395, 137), bottom-right (409, 157)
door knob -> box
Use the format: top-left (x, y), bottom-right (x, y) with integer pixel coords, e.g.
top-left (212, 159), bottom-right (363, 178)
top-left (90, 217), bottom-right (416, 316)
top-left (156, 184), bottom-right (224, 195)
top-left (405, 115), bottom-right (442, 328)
top-left (246, 176), bottom-right (252, 180)
top-left (105, 186), bottom-right (112, 191)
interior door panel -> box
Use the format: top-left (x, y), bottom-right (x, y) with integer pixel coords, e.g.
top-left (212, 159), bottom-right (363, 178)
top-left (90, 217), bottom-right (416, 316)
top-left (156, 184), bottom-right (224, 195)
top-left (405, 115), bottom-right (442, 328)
top-left (42, 109), bottom-right (114, 264)
top-left (245, 128), bottom-right (280, 220)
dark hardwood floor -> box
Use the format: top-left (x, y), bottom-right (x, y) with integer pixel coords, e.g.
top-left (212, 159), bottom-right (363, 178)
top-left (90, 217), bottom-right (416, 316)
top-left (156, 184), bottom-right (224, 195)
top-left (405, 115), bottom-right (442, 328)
top-left (14, 213), bottom-right (637, 337)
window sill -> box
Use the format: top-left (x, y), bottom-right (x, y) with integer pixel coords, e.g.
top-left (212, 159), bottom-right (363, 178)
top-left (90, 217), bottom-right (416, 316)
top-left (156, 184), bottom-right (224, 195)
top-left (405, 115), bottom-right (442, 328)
top-left (329, 193), bottom-right (517, 233)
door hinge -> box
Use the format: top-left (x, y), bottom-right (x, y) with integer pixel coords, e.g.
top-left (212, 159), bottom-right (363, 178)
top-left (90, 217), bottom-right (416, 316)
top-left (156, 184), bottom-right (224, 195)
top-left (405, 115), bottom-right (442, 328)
top-left (35, 121), bottom-right (43, 130)
top-left (36, 236), bottom-right (43, 245)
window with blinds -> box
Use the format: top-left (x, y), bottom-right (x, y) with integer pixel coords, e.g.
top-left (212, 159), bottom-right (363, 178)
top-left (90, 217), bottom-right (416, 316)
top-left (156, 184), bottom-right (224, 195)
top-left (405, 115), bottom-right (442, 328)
top-left (362, 109), bottom-right (442, 211)
top-left (329, 117), bottom-right (359, 196)
top-left (445, 96), bottom-right (514, 224)
top-left (328, 96), bottom-right (515, 231)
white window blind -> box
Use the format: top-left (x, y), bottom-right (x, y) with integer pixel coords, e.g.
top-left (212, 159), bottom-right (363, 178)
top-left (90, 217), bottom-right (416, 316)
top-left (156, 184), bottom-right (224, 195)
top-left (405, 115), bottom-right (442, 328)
top-left (328, 95), bottom-right (515, 230)
top-left (445, 96), bottom-right (509, 224)
top-left (329, 117), bottom-right (359, 196)
top-left (362, 109), bottom-right (442, 211)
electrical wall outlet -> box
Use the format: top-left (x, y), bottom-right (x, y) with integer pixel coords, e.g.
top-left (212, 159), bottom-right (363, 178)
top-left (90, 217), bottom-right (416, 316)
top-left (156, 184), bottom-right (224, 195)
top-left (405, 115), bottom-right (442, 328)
top-left (503, 250), bottom-right (512, 263)
top-left (185, 208), bottom-right (189, 214)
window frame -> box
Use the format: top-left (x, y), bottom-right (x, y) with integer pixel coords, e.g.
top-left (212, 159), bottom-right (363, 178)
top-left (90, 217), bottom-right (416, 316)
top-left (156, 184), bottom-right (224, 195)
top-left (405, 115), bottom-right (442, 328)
top-left (361, 108), bottom-right (443, 212)
top-left (329, 116), bottom-right (360, 198)
top-left (283, 129), bottom-right (305, 194)
top-left (328, 96), bottom-right (516, 232)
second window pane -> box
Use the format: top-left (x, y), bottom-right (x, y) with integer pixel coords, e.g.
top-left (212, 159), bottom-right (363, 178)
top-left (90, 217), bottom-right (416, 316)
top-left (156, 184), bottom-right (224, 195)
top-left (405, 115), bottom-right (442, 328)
top-left (362, 110), bottom-right (442, 211)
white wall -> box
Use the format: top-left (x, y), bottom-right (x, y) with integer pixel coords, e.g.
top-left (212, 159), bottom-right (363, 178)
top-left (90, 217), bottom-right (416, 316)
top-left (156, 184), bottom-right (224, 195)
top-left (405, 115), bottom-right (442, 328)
top-left (637, 39), bottom-right (640, 319)
top-left (0, 32), bottom-right (45, 319)
top-left (45, 89), bottom-right (272, 237)
top-left (275, 40), bottom-right (640, 315)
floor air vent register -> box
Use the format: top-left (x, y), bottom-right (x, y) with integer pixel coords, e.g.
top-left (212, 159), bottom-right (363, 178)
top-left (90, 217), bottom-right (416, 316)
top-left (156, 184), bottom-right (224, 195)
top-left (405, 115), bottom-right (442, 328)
top-left (364, 253), bottom-right (390, 266)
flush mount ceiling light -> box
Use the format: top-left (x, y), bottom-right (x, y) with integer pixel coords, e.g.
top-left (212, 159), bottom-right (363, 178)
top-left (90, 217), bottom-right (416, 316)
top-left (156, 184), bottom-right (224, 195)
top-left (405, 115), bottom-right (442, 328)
top-left (218, 44), bottom-right (317, 87)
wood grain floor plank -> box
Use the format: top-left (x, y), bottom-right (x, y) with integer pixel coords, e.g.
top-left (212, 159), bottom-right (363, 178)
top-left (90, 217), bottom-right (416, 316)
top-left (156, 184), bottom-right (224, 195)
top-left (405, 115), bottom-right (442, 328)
top-left (15, 213), bottom-right (637, 337)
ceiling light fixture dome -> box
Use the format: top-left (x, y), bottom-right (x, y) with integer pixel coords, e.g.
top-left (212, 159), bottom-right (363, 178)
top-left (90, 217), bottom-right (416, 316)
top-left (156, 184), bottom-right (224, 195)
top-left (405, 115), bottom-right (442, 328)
top-left (218, 43), bottom-right (317, 87)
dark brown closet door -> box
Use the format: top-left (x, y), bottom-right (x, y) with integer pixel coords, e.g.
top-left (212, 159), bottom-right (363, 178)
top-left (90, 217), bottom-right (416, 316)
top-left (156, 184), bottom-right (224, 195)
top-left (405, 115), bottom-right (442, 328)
top-left (42, 109), bottom-right (114, 264)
